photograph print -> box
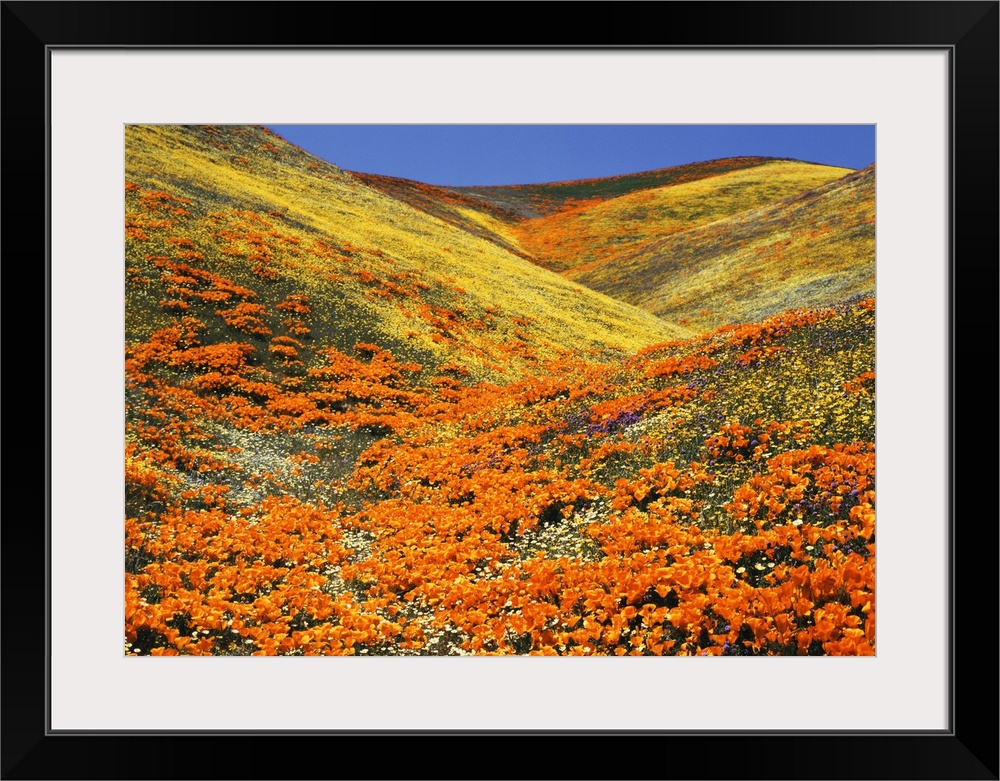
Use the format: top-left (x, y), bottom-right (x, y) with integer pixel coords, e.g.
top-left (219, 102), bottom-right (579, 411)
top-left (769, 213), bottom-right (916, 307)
top-left (124, 124), bottom-right (876, 657)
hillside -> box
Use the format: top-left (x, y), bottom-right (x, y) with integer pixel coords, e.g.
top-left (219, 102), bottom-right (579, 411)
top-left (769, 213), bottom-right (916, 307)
top-left (453, 156), bottom-right (796, 218)
top-left (570, 165), bottom-right (875, 331)
top-left (125, 125), bottom-right (688, 386)
top-left (354, 156), bottom-right (867, 325)
top-left (504, 160), bottom-right (855, 274)
top-left (355, 157), bottom-right (853, 272)
top-left (124, 126), bottom-right (876, 659)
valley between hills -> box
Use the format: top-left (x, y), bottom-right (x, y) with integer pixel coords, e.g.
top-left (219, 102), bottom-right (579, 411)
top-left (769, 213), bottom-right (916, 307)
top-left (125, 125), bottom-right (875, 656)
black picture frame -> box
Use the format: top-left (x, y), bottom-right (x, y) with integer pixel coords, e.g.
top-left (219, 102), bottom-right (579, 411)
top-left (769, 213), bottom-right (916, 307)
top-left (3, 2), bottom-right (996, 778)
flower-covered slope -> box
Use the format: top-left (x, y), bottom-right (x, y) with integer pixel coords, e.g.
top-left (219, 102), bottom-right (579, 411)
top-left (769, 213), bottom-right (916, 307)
top-left (453, 156), bottom-right (807, 219)
top-left (357, 154), bottom-right (871, 333)
top-left (570, 165), bottom-right (876, 332)
top-left (503, 160), bottom-right (856, 275)
top-left (125, 126), bottom-right (875, 657)
top-left (126, 125), bottom-right (688, 384)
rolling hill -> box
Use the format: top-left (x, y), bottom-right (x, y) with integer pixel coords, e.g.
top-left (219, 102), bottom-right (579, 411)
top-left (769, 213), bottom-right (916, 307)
top-left (503, 160), bottom-right (856, 275)
top-left (571, 164), bottom-right (876, 331)
top-left (354, 155), bottom-right (872, 330)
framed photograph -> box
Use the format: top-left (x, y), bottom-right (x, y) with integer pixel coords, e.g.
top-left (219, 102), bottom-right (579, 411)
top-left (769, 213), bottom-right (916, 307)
top-left (5, 2), bottom-right (996, 778)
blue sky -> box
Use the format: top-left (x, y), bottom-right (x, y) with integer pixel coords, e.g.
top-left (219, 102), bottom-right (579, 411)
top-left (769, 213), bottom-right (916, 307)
top-left (266, 125), bottom-right (875, 187)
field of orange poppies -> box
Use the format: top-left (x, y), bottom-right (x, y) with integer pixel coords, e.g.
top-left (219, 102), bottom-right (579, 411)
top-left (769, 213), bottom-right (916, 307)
top-left (125, 125), bottom-right (875, 656)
